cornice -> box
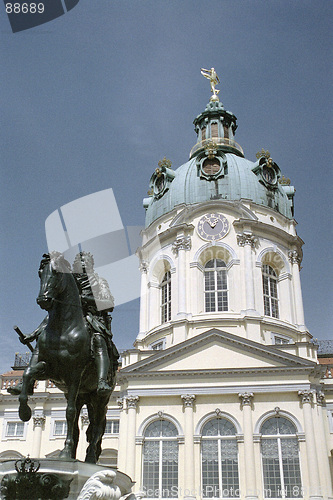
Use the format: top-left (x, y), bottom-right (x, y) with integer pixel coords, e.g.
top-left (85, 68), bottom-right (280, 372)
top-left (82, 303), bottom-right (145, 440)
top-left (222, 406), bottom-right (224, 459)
top-left (233, 219), bottom-right (304, 249)
top-left (118, 365), bottom-right (318, 381)
top-left (169, 200), bottom-right (258, 226)
top-left (118, 382), bottom-right (312, 397)
top-left (140, 222), bottom-right (195, 252)
top-left (121, 329), bottom-right (317, 375)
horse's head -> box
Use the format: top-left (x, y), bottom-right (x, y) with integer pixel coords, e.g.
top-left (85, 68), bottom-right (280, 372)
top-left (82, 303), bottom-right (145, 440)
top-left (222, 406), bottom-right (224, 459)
top-left (37, 252), bottom-right (72, 311)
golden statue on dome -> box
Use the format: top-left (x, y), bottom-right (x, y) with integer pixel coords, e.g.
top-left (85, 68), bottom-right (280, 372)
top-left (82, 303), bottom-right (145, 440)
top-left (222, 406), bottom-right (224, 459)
top-left (201, 67), bottom-right (220, 101)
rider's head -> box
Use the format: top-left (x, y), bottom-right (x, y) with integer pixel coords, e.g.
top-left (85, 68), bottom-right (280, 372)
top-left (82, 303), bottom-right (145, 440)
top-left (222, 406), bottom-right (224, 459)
top-left (73, 251), bottom-right (95, 273)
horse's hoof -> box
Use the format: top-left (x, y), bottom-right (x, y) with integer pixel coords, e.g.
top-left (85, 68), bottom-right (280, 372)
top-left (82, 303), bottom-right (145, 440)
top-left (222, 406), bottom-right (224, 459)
top-left (7, 382), bottom-right (23, 395)
top-left (19, 404), bottom-right (31, 422)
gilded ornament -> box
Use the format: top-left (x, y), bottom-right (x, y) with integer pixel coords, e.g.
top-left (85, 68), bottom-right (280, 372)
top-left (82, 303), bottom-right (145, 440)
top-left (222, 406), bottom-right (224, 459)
top-left (200, 67), bottom-right (220, 101)
top-left (158, 157), bottom-right (172, 169)
top-left (279, 175), bottom-right (291, 185)
top-left (256, 148), bottom-right (271, 160)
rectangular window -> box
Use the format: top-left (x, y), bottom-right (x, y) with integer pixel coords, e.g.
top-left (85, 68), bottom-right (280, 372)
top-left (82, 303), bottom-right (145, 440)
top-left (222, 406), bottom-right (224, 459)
top-left (6, 421), bottom-right (24, 437)
top-left (54, 420), bottom-right (67, 436)
top-left (105, 419), bottom-right (120, 434)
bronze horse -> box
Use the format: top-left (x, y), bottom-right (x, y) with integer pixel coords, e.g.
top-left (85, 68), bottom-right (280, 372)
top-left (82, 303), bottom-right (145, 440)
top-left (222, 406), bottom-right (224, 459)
top-left (18, 253), bottom-right (118, 463)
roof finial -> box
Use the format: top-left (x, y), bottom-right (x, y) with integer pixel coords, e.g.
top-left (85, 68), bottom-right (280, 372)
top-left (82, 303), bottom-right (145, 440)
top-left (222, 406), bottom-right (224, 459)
top-left (201, 67), bottom-right (220, 101)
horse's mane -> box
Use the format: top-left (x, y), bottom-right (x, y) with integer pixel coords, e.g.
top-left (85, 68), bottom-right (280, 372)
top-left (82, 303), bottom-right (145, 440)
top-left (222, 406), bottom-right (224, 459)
top-left (40, 252), bottom-right (72, 274)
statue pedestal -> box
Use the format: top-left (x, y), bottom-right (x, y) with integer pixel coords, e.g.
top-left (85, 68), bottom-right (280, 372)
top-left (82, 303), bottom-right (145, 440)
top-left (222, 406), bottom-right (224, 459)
top-left (0, 458), bottom-right (134, 500)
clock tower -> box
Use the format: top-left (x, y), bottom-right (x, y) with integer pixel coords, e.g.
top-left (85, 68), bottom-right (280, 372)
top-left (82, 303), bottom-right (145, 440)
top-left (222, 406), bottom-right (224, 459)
top-left (135, 75), bottom-right (311, 354)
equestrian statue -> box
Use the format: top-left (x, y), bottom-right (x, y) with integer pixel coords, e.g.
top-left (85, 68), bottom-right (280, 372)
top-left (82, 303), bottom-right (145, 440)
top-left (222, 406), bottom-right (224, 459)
top-left (8, 251), bottom-right (119, 464)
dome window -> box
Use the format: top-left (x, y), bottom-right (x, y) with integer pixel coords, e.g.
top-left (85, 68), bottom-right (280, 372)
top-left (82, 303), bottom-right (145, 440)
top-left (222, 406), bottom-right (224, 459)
top-left (202, 157), bottom-right (220, 176)
top-left (196, 149), bottom-right (227, 181)
top-left (149, 157), bottom-right (175, 200)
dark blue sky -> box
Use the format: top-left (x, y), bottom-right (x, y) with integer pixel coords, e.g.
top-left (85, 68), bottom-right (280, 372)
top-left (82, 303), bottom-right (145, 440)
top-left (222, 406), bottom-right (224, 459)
top-left (1, 0), bottom-right (332, 373)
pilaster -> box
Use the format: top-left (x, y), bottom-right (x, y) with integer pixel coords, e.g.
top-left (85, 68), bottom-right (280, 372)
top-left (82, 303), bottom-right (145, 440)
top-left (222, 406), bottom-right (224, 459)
top-left (181, 395), bottom-right (196, 500)
top-left (288, 250), bottom-right (305, 329)
top-left (126, 395), bottom-right (140, 480)
top-left (32, 409), bottom-right (45, 458)
top-left (239, 392), bottom-right (258, 500)
top-left (237, 232), bottom-right (258, 313)
top-left (298, 390), bottom-right (323, 499)
top-left (138, 261), bottom-right (149, 337)
top-left (172, 235), bottom-right (191, 318)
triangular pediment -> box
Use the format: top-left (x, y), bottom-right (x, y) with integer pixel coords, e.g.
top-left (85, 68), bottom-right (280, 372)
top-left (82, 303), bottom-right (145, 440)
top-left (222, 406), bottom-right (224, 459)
top-left (121, 329), bottom-right (316, 376)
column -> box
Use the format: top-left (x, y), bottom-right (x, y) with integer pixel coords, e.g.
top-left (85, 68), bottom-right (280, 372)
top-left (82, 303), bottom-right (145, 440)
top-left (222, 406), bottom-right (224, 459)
top-left (239, 393), bottom-right (258, 500)
top-left (126, 395), bottom-right (139, 480)
top-left (298, 390), bottom-right (323, 499)
top-left (181, 394), bottom-right (196, 500)
top-left (32, 410), bottom-right (45, 458)
top-left (138, 261), bottom-right (149, 337)
top-left (288, 251), bottom-right (305, 328)
top-left (314, 391), bottom-right (332, 498)
top-left (79, 410), bottom-right (89, 460)
top-left (237, 232), bottom-right (257, 312)
top-left (172, 235), bottom-right (191, 317)
top-left (117, 398), bottom-right (127, 471)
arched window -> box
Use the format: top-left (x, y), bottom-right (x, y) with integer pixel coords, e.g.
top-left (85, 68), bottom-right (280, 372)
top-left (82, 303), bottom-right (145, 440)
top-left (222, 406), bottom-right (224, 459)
top-left (161, 271), bottom-right (171, 323)
top-left (204, 259), bottom-right (228, 312)
top-left (261, 417), bottom-right (302, 498)
top-left (262, 264), bottom-right (279, 318)
top-left (142, 420), bottom-right (178, 497)
top-left (201, 418), bottom-right (240, 497)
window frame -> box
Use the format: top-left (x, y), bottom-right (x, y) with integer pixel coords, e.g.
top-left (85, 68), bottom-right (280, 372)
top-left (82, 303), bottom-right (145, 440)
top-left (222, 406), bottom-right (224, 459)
top-left (200, 417), bottom-right (240, 498)
top-left (2, 412), bottom-right (28, 441)
top-left (53, 420), bottom-right (67, 436)
top-left (104, 419), bottom-right (120, 435)
top-left (262, 264), bottom-right (279, 318)
top-left (260, 417), bottom-right (303, 499)
top-left (204, 259), bottom-right (228, 313)
top-left (142, 419), bottom-right (179, 499)
top-left (160, 271), bottom-right (171, 324)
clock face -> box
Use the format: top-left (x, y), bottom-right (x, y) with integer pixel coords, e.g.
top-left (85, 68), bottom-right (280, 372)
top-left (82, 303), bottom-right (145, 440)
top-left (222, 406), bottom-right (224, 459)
top-left (197, 213), bottom-right (230, 241)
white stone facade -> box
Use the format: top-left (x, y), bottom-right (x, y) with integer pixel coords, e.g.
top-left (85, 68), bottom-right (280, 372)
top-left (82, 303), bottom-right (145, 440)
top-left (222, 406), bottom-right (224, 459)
top-left (1, 99), bottom-right (332, 500)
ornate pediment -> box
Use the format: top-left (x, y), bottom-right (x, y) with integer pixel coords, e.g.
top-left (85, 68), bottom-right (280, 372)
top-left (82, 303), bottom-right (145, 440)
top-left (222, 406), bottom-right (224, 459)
top-left (120, 329), bottom-right (317, 378)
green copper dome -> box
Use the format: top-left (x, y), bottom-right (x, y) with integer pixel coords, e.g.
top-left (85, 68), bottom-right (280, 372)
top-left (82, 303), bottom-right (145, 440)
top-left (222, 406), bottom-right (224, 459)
top-left (143, 100), bottom-right (295, 227)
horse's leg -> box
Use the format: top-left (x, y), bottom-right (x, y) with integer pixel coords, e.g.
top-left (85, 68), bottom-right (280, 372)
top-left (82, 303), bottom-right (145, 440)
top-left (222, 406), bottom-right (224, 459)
top-left (59, 375), bottom-right (81, 459)
top-left (72, 396), bottom-right (84, 459)
top-left (85, 394), bottom-right (109, 464)
top-left (19, 353), bottom-right (46, 422)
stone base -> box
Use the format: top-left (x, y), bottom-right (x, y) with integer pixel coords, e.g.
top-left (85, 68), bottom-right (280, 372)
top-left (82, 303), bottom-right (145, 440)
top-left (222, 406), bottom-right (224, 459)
top-left (0, 458), bottom-right (134, 500)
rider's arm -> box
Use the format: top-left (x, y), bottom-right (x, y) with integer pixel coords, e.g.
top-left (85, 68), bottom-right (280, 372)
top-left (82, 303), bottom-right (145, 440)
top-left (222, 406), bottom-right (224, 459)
top-left (22, 316), bottom-right (48, 343)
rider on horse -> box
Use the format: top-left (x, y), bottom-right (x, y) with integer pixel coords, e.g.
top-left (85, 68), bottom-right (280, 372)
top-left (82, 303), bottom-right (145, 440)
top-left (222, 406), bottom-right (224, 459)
top-left (8, 251), bottom-right (117, 396)
top-left (72, 251), bottom-right (116, 395)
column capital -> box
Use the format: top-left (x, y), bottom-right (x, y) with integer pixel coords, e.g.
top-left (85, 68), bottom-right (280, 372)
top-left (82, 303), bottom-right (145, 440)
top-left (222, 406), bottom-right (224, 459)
top-left (81, 413), bottom-right (89, 426)
top-left (298, 389), bottom-right (314, 405)
top-left (172, 235), bottom-right (191, 255)
top-left (288, 250), bottom-right (302, 265)
top-left (237, 231), bottom-right (258, 248)
top-left (239, 392), bottom-right (254, 407)
top-left (117, 398), bottom-right (125, 411)
top-left (140, 261), bottom-right (149, 274)
top-left (316, 390), bottom-right (325, 406)
top-left (181, 394), bottom-right (196, 408)
top-left (33, 415), bottom-right (45, 427)
top-left (126, 395), bottom-right (140, 409)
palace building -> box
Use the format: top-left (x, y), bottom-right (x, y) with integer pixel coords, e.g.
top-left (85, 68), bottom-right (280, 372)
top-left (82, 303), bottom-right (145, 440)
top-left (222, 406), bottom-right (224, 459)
top-left (1, 81), bottom-right (332, 500)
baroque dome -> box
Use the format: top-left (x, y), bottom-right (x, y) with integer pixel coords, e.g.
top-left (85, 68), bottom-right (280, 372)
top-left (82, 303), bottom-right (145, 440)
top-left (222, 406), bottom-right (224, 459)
top-left (144, 148), bottom-right (294, 228)
top-left (144, 99), bottom-right (295, 227)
